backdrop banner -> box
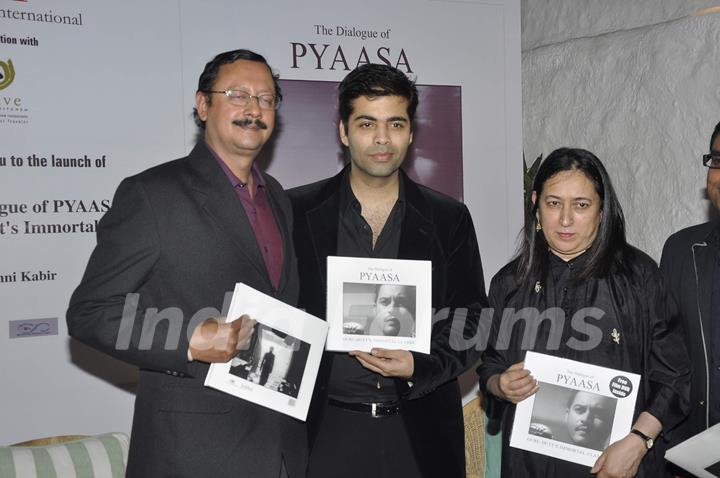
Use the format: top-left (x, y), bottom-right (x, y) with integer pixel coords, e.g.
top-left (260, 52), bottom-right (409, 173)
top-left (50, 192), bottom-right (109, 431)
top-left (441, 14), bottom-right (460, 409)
top-left (0, 0), bottom-right (521, 443)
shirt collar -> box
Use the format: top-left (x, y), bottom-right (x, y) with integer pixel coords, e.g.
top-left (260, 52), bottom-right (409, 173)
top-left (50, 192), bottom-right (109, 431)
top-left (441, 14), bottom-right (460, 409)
top-left (339, 166), bottom-right (405, 214)
top-left (548, 248), bottom-right (590, 271)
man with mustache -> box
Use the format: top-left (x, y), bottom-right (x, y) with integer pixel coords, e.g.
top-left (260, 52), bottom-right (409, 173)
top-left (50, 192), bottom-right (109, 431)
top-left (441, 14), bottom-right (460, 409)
top-left (289, 64), bottom-right (488, 478)
top-left (564, 391), bottom-right (614, 451)
top-left (528, 390), bottom-right (615, 452)
top-left (67, 49), bottom-right (305, 477)
top-left (661, 120), bottom-right (720, 476)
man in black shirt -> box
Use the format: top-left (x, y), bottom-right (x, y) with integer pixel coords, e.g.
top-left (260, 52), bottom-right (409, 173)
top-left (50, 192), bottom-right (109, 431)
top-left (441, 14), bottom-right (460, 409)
top-left (661, 120), bottom-right (720, 474)
top-left (289, 64), bottom-right (488, 478)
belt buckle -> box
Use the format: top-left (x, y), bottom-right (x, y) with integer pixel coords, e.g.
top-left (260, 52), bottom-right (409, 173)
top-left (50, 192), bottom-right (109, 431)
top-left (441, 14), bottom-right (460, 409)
top-left (371, 402), bottom-right (378, 418)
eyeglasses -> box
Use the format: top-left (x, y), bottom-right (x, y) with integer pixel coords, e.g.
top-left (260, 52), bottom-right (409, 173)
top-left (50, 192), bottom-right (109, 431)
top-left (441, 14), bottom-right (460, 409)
top-left (702, 153), bottom-right (720, 169)
top-left (204, 90), bottom-right (280, 110)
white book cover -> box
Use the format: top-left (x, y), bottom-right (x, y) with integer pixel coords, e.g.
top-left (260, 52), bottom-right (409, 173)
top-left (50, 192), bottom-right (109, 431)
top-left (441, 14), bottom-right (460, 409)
top-left (665, 423), bottom-right (720, 477)
top-left (325, 256), bottom-right (432, 353)
top-left (510, 351), bottom-right (641, 467)
top-left (204, 283), bottom-right (328, 421)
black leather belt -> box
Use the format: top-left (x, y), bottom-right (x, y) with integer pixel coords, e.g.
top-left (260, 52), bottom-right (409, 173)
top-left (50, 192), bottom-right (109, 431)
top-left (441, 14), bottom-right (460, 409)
top-left (328, 398), bottom-right (400, 418)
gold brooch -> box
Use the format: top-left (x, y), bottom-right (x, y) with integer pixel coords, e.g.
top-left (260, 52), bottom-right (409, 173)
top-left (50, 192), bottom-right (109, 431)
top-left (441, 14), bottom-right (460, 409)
top-left (611, 328), bottom-right (621, 344)
top-left (534, 281), bottom-right (542, 293)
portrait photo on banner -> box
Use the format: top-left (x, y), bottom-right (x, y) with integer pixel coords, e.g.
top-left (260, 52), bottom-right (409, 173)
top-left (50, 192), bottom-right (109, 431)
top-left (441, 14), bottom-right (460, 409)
top-left (262, 80), bottom-right (463, 199)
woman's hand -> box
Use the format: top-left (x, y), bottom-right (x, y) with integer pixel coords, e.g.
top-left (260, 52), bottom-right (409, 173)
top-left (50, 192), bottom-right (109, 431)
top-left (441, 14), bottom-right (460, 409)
top-left (488, 361), bottom-right (539, 404)
top-left (591, 412), bottom-right (661, 477)
top-left (590, 434), bottom-right (647, 478)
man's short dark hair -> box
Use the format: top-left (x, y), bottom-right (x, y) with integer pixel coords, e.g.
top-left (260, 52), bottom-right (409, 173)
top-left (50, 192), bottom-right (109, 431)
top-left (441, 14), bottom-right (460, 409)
top-left (566, 389), bottom-right (580, 409)
top-left (337, 63), bottom-right (418, 132)
top-left (710, 120), bottom-right (720, 151)
top-left (192, 49), bottom-right (282, 130)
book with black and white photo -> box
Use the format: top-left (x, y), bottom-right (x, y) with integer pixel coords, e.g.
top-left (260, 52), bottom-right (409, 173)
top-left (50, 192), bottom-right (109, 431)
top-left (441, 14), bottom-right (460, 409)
top-left (665, 423), bottom-right (720, 477)
top-left (325, 256), bottom-right (432, 353)
top-left (204, 283), bottom-right (328, 421)
top-left (510, 351), bottom-right (641, 467)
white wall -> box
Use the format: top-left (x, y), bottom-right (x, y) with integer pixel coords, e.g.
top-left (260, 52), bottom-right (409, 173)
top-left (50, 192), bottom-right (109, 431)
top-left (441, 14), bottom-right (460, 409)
top-left (522, 0), bottom-right (720, 259)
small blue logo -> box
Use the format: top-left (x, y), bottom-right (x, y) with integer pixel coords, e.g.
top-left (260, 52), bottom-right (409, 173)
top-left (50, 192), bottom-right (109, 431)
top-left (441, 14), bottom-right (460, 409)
top-left (9, 318), bottom-right (58, 338)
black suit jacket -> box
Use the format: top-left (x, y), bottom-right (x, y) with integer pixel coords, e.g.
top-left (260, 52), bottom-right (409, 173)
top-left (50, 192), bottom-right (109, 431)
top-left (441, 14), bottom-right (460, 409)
top-left (661, 220), bottom-right (718, 443)
top-left (262, 351), bottom-right (276, 374)
top-left (67, 142), bottom-right (306, 478)
top-left (289, 168), bottom-right (488, 478)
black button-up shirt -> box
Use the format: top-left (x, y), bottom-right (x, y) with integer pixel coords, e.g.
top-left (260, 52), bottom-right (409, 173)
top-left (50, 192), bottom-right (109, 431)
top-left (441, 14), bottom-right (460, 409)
top-left (327, 172), bottom-right (405, 403)
top-left (710, 250), bottom-right (720, 426)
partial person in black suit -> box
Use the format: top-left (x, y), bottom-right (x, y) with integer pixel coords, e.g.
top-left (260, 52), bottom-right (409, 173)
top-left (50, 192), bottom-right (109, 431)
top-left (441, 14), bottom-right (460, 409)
top-left (661, 120), bottom-right (720, 475)
top-left (260, 347), bottom-right (276, 386)
top-left (289, 64), bottom-right (488, 478)
top-left (67, 49), bottom-right (305, 478)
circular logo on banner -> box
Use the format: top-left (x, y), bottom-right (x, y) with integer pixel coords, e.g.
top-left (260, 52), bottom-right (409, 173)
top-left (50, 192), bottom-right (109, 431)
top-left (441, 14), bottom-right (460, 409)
top-left (609, 375), bottom-right (633, 398)
top-left (0, 59), bottom-right (16, 90)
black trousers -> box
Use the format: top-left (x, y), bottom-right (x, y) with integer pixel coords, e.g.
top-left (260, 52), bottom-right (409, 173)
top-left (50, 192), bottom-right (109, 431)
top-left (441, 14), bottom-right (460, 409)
top-left (308, 403), bottom-right (423, 478)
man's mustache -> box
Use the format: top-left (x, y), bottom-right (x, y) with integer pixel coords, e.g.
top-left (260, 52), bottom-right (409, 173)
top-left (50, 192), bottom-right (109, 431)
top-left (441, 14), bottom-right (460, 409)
top-left (232, 118), bottom-right (269, 130)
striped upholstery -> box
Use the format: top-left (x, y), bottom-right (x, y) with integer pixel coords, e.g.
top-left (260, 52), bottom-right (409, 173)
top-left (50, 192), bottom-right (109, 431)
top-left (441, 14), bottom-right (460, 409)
top-left (0, 433), bottom-right (128, 478)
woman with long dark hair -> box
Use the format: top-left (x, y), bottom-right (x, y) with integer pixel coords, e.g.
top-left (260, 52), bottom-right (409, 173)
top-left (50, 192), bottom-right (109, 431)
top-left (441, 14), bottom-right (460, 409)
top-left (478, 148), bottom-right (690, 477)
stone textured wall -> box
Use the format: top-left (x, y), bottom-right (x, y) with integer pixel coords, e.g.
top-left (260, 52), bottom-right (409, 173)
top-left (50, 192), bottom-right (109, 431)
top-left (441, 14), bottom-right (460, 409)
top-left (522, 1), bottom-right (720, 259)
top-left (522, 0), bottom-right (718, 49)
